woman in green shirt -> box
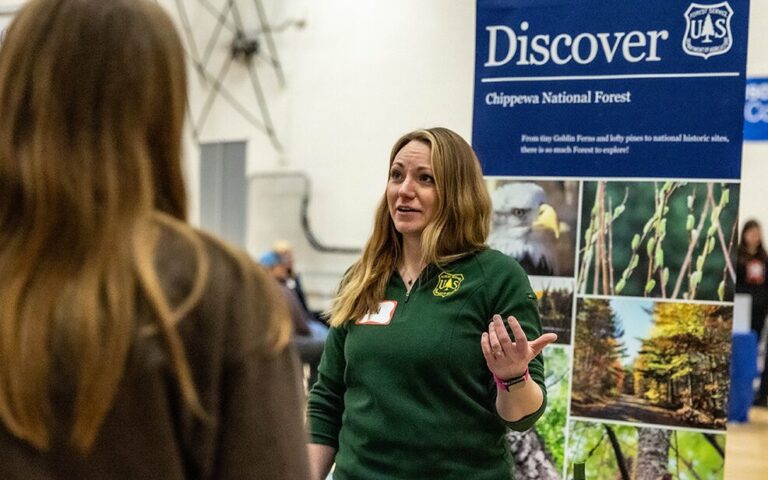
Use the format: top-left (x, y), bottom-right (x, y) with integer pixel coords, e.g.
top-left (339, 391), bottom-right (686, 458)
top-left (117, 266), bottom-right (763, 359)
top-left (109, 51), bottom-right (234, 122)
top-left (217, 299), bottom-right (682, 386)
top-left (307, 127), bottom-right (557, 479)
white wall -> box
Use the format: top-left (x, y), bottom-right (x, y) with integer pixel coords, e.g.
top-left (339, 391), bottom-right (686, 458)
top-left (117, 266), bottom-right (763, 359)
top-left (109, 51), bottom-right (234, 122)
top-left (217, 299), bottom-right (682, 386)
top-left (157, 0), bottom-right (478, 307)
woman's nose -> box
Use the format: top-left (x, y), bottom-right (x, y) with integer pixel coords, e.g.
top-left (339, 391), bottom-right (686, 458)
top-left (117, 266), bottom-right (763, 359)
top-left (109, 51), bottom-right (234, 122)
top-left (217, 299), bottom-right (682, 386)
top-left (398, 176), bottom-right (416, 198)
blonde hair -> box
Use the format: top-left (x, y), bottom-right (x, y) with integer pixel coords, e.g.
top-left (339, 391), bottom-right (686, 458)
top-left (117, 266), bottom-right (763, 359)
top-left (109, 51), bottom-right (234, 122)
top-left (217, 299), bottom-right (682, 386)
top-left (0, 0), bottom-right (287, 453)
top-left (327, 127), bottom-right (491, 326)
top-left (273, 240), bottom-right (293, 254)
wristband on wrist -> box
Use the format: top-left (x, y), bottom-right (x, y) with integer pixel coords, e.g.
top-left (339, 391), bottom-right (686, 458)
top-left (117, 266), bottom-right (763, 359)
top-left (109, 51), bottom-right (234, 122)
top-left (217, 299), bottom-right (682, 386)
top-left (493, 368), bottom-right (530, 392)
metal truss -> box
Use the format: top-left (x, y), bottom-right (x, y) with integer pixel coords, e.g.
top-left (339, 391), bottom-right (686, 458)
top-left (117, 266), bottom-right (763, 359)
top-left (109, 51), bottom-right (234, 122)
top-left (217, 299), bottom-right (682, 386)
top-left (164, 0), bottom-right (301, 152)
top-left (163, 1), bottom-right (362, 255)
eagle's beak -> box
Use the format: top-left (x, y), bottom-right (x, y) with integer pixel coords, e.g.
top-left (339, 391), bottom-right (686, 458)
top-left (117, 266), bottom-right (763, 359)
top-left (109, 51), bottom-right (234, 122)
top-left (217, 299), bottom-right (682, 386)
top-left (533, 204), bottom-right (560, 238)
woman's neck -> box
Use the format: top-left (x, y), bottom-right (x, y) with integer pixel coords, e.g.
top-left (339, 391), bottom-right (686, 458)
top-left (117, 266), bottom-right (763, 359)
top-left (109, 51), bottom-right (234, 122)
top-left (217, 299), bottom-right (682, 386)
top-left (400, 235), bottom-right (425, 277)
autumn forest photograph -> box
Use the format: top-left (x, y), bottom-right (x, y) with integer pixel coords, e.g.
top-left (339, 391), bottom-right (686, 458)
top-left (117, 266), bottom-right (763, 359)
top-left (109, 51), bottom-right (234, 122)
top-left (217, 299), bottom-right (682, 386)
top-left (529, 276), bottom-right (573, 345)
top-left (570, 298), bottom-right (731, 430)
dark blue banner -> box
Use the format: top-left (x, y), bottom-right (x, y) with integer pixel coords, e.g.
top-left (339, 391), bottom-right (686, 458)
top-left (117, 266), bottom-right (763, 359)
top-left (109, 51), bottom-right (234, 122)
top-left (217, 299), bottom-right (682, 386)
top-left (745, 77), bottom-right (768, 141)
top-left (473, 0), bottom-right (749, 179)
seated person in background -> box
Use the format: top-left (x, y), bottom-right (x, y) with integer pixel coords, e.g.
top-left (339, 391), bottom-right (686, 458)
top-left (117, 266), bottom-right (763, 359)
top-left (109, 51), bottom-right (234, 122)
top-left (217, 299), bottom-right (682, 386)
top-left (261, 251), bottom-right (328, 389)
top-left (273, 240), bottom-right (319, 319)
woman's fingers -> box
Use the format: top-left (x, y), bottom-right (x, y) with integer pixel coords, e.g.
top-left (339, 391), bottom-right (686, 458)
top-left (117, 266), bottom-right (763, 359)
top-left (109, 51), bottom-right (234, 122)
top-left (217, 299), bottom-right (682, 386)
top-left (486, 314), bottom-right (558, 364)
top-left (504, 315), bottom-right (557, 358)
top-left (529, 333), bottom-right (558, 356)
top-left (505, 315), bottom-right (529, 351)
top-left (488, 315), bottom-right (505, 358)
top-left (480, 332), bottom-right (495, 362)
top-left (494, 315), bottom-right (515, 353)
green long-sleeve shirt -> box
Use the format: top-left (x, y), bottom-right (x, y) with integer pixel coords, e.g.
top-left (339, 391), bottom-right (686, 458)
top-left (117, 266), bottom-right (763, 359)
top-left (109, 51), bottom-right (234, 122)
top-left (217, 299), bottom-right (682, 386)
top-left (307, 248), bottom-right (546, 480)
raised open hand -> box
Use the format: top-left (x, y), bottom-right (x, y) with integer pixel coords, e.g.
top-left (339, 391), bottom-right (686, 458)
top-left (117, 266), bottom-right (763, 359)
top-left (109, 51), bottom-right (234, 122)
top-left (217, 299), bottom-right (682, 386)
top-left (481, 314), bottom-right (558, 380)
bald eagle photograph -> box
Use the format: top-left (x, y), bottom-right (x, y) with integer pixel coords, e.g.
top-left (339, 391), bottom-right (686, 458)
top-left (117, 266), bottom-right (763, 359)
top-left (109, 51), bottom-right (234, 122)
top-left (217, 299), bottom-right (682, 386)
top-left (487, 180), bottom-right (579, 277)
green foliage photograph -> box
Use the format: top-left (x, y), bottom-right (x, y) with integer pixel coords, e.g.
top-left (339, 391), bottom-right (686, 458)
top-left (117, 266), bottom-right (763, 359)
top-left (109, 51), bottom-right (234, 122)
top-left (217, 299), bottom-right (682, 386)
top-left (577, 181), bottom-right (738, 301)
top-left (566, 420), bottom-right (726, 480)
top-left (507, 346), bottom-right (570, 479)
top-left (570, 298), bottom-right (731, 430)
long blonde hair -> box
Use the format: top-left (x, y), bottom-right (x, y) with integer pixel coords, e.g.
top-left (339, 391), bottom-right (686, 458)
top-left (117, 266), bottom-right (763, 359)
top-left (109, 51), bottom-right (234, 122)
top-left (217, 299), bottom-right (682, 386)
top-left (0, 0), bottom-right (287, 453)
top-left (328, 127), bottom-right (491, 327)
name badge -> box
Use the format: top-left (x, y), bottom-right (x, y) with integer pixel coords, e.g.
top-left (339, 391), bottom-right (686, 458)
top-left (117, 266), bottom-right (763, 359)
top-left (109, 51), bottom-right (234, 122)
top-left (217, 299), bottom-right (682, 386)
top-left (356, 300), bottom-right (397, 325)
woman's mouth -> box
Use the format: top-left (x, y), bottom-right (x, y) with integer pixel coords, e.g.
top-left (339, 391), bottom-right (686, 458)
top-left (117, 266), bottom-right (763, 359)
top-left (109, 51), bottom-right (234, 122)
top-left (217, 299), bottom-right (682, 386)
top-left (397, 206), bottom-right (420, 213)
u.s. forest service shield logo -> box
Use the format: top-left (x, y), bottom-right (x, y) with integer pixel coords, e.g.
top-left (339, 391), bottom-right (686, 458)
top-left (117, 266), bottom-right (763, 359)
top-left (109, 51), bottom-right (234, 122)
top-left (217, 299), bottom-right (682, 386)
top-left (433, 272), bottom-right (464, 298)
top-left (682, 2), bottom-right (734, 59)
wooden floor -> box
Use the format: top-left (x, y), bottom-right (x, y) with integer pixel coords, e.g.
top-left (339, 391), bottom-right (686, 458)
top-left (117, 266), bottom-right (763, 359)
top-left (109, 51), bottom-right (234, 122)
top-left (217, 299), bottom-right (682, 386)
top-left (724, 406), bottom-right (768, 479)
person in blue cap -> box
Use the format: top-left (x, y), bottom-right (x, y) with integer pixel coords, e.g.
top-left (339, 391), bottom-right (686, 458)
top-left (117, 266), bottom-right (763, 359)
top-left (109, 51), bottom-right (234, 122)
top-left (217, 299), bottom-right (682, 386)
top-left (261, 250), bottom-right (328, 389)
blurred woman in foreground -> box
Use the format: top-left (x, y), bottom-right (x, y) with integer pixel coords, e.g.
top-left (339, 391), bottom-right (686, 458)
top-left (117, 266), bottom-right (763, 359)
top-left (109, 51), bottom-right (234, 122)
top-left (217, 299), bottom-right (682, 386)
top-left (0, 1), bottom-right (309, 478)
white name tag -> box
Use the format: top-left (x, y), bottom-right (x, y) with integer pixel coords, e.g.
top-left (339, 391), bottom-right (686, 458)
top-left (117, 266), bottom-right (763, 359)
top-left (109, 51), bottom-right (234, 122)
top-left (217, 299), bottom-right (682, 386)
top-left (355, 300), bottom-right (397, 325)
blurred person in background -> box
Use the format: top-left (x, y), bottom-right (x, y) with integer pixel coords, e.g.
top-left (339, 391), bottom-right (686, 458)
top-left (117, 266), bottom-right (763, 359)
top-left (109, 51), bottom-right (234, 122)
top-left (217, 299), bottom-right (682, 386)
top-left (261, 251), bottom-right (328, 389)
top-left (736, 220), bottom-right (768, 407)
top-left (273, 240), bottom-right (314, 317)
top-left (0, 1), bottom-right (310, 478)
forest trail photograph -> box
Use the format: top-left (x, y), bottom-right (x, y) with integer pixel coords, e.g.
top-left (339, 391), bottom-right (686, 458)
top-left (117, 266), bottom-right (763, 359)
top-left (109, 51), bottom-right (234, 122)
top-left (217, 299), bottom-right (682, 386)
top-left (570, 298), bottom-right (731, 430)
top-left (574, 393), bottom-right (684, 426)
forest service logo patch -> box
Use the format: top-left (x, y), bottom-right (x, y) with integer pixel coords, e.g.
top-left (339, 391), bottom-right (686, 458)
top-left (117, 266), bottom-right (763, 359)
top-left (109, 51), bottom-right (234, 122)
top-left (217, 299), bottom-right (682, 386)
top-left (682, 2), bottom-right (734, 59)
top-left (433, 272), bottom-right (464, 297)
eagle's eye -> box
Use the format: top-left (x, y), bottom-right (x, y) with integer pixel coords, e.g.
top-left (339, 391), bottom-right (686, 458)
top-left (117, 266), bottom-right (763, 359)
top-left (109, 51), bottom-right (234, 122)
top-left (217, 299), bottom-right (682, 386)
top-left (510, 208), bottom-right (531, 218)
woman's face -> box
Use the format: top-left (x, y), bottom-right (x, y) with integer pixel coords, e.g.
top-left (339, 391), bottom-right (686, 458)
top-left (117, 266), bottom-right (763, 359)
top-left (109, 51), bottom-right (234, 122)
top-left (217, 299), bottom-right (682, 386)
top-left (744, 226), bottom-right (762, 249)
top-left (387, 140), bottom-right (437, 240)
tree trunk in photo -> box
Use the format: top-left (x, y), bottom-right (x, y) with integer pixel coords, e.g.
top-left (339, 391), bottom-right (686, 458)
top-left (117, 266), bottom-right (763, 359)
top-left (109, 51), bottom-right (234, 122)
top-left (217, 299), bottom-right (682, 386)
top-left (506, 430), bottom-right (561, 480)
top-left (604, 425), bottom-right (630, 480)
top-left (635, 428), bottom-right (670, 480)
top-left (704, 433), bottom-right (724, 459)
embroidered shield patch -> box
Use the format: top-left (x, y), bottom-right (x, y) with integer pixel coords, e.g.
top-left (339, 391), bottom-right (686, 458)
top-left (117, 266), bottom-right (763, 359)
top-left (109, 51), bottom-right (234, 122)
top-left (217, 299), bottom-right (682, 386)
top-left (433, 272), bottom-right (464, 297)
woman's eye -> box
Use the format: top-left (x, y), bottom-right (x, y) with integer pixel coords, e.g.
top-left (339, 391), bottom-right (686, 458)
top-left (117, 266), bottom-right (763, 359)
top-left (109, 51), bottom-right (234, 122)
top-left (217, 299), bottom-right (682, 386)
top-left (390, 170), bottom-right (402, 180)
top-left (420, 174), bottom-right (435, 184)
